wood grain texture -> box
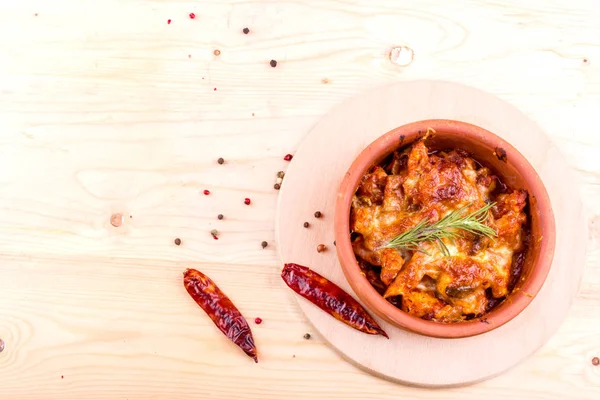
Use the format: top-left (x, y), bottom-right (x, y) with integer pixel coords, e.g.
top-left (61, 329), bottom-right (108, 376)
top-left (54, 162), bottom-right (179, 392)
top-left (276, 80), bottom-right (587, 387)
top-left (0, 0), bottom-right (599, 399)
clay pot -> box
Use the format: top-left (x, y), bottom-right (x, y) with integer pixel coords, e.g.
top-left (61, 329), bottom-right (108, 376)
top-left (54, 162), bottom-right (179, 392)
top-left (334, 119), bottom-right (555, 338)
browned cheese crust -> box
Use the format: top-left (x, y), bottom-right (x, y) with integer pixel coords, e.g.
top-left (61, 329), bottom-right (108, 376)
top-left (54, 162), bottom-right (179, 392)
top-left (350, 141), bottom-right (528, 323)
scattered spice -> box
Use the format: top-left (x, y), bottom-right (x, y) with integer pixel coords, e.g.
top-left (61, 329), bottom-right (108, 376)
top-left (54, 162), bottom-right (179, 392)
top-left (270, 60), bottom-right (278, 68)
top-left (261, 241), bottom-right (268, 249)
top-left (244, 198), bottom-right (251, 205)
top-left (167, 19), bottom-right (172, 24)
top-left (333, 240), bottom-right (336, 246)
top-left (203, 189), bottom-right (210, 195)
top-left (274, 183), bottom-right (281, 190)
top-left (322, 78), bottom-right (329, 84)
top-left (303, 222), bottom-right (309, 228)
top-left (284, 154), bottom-right (293, 161)
top-left (214, 49), bottom-right (221, 56)
top-left (61, 375), bottom-right (64, 379)
top-left (255, 317), bottom-right (262, 324)
top-left (593, 357), bottom-right (600, 366)
top-left (183, 268), bottom-right (258, 362)
top-left (252, 113), bottom-right (255, 117)
top-left (189, 13), bottom-right (196, 19)
top-left (213, 88), bottom-right (217, 91)
top-left (303, 333), bottom-right (311, 340)
top-left (277, 171), bottom-right (285, 178)
top-left (110, 213), bottom-right (123, 228)
top-left (0, 338), bottom-right (5, 353)
top-left (243, 27), bottom-right (250, 34)
top-left (314, 211), bottom-right (322, 218)
top-left (583, 58), bottom-right (589, 64)
top-left (174, 238), bottom-right (182, 246)
top-left (317, 244), bottom-right (326, 253)
top-left (210, 229), bottom-right (219, 237)
top-left (217, 157), bottom-right (225, 164)
top-left (217, 214), bottom-right (224, 220)
top-left (213, 235), bottom-right (219, 240)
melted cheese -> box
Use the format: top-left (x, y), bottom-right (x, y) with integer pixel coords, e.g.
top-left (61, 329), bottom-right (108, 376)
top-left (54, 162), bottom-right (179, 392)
top-left (351, 141), bottom-right (528, 323)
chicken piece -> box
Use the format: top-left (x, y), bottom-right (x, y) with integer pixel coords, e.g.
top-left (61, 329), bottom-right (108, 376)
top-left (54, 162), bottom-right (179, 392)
top-left (380, 248), bottom-right (405, 286)
top-left (356, 166), bottom-right (388, 205)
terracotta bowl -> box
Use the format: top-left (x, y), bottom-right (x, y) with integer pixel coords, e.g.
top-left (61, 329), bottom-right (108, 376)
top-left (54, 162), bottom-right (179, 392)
top-left (334, 119), bottom-right (556, 338)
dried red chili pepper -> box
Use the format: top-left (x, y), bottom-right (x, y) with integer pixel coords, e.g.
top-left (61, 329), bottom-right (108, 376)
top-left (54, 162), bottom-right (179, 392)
top-left (183, 268), bottom-right (258, 362)
top-left (281, 263), bottom-right (388, 338)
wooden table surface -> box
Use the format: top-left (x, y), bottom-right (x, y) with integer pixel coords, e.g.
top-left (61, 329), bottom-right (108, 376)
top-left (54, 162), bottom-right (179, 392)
top-left (1, 1), bottom-right (599, 399)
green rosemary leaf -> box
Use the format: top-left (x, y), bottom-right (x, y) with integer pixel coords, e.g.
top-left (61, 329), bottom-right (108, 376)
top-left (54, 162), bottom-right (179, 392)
top-left (383, 202), bottom-right (497, 256)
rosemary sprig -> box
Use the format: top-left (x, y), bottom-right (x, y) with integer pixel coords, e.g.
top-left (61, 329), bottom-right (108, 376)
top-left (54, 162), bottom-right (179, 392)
top-left (383, 202), bottom-right (497, 257)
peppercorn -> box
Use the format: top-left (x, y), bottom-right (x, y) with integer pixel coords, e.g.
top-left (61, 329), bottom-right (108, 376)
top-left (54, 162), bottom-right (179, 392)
top-left (217, 214), bottom-right (224, 220)
top-left (317, 244), bottom-right (326, 253)
top-left (314, 211), bottom-right (322, 218)
top-left (270, 59), bottom-right (277, 67)
top-left (333, 241), bottom-right (336, 246)
top-left (189, 13), bottom-right (195, 19)
top-left (274, 183), bottom-right (281, 190)
top-left (243, 27), bottom-right (250, 34)
top-left (174, 238), bottom-right (181, 246)
top-left (255, 317), bottom-right (262, 324)
top-left (217, 157), bottom-right (224, 164)
top-left (303, 333), bottom-right (311, 340)
top-left (203, 189), bottom-right (210, 195)
top-left (214, 49), bottom-right (221, 56)
top-left (283, 154), bottom-right (293, 161)
top-left (303, 222), bottom-right (309, 228)
top-left (277, 171), bottom-right (285, 178)
top-left (593, 357), bottom-right (600, 366)
top-left (261, 241), bottom-right (268, 249)
top-left (244, 198), bottom-right (251, 205)
top-left (213, 235), bottom-right (219, 240)
top-left (210, 229), bottom-right (218, 236)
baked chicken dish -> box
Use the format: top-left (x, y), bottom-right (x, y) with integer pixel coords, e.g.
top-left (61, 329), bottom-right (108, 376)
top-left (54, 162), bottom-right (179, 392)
top-left (350, 140), bottom-right (529, 323)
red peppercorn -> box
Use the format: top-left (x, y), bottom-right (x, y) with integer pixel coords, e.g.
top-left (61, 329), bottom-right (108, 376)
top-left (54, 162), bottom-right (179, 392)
top-left (167, 19), bottom-right (171, 24)
top-left (213, 88), bottom-right (217, 91)
top-left (213, 235), bottom-right (219, 240)
top-left (593, 357), bottom-right (600, 366)
top-left (203, 189), bottom-right (210, 195)
top-left (254, 317), bottom-right (262, 324)
top-left (244, 198), bottom-right (251, 205)
top-left (189, 13), bottom-right (195, 19)
top-left (284, 154), bottom-right (293, 161)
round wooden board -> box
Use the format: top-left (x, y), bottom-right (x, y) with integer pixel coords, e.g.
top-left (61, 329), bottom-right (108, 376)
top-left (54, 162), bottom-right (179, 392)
top-left (274, 80), bottom-right (587, 387)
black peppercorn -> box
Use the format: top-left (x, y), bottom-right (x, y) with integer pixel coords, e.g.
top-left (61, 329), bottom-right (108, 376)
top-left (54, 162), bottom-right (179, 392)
top-left (303, 333), bottom-right (311, 340)
top-left (217, 214), bottom-right (224, 220)
top-left (174, 238), bottom-right (182, 246)
top-left (274, 183), bottom-right (281, 190)
top-left (243, 27), bottom-right (250, 34)
top-left (261, 241), bottom-right (268, 249)
top-left (303, 222), bottom-right (309, 228)
top-left (270, 59), bottom-right (277, 68)
top-left (217, 157), bottom-right (224, 164)
top-left (314, 211), bottom-right (322, 218)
